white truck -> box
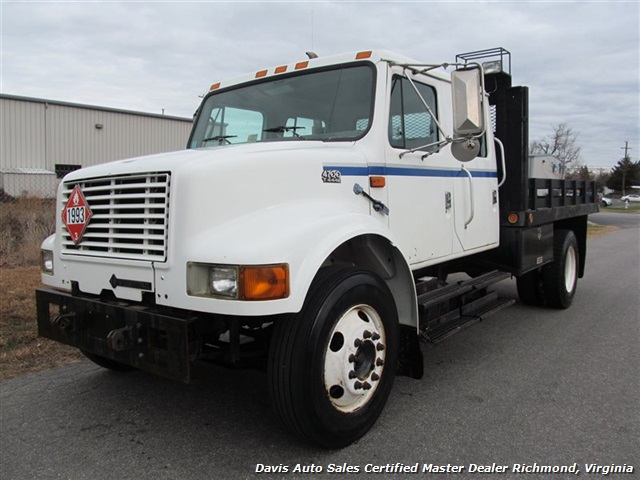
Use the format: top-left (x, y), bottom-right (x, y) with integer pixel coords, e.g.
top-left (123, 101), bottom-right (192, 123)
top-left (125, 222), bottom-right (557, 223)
top-left (37, 48), bottom-right (597, 448)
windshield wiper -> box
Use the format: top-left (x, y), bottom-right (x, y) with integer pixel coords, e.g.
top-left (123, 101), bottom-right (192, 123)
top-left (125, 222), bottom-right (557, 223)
top-left (202, 135), bottom-right (237, 144)
top-left (263, 125), bottom-right (305, 138)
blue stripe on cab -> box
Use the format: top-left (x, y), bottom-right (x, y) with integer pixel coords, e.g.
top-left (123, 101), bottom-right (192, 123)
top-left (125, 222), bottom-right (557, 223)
top-left (323, 165), bottom-right (497, 178)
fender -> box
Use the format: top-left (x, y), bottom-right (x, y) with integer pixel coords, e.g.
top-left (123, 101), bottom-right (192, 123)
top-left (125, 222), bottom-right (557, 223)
top-left (166, 199), bottom-right (418, 327)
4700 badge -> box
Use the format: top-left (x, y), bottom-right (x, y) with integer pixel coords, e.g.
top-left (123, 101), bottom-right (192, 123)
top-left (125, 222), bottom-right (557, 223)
top-left (61, 184), bottom-right (93, 244)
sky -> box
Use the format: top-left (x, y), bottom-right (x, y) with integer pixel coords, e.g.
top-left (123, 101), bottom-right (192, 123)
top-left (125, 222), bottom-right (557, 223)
top-left (1, 0), bottom-right (638, 169)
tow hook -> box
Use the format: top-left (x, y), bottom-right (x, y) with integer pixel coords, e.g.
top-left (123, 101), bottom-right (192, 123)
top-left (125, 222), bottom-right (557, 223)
top-left (51, 312), bottom-right (75, 332)
top-left (107, 327), bottom-right (132, 352)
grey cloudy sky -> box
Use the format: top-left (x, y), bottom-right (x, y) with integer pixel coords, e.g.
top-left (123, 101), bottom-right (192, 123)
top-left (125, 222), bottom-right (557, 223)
top-left (1, 0), bottom-right (638, 168)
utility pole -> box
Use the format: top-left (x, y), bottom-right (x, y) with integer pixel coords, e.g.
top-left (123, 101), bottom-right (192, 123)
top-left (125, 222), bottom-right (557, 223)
top-left (620, 141), bottom-right (632, 196)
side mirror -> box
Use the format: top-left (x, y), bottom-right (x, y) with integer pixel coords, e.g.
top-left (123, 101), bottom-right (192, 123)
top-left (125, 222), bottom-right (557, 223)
top-left (451, 67), bottom-right (484, 137)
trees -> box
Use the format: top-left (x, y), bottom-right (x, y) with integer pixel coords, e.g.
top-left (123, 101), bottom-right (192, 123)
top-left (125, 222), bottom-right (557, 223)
top-left (606, 156), bottom-right (640, 194)
top-left (566, 165), bottom-right (593, 181)
top-left (530, 123), bottom-right (582, 177)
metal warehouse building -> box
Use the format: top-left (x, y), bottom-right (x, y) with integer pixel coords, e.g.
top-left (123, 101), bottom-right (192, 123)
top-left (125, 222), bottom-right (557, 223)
top-left (0, 94), bottom-right (192, 198)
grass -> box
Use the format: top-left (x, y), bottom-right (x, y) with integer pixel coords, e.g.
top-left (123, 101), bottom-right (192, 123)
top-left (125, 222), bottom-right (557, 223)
top-left (0, 266), bottom-right (82, 381)
top-left (0, 197), bottom-right (56, 267)
top-left (602, 204), bottom-right (640, 213)
top-left (0, 197), bottom-right (626, 382)
top-left (0, 198), bottom-right (82, 381)
top-left (587, 223), bottom-right (619, 237)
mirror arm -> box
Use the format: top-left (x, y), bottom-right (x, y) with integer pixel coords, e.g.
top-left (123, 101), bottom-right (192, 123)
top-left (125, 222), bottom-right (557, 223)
top-left (403, 68), bottom-right (449, 142)
top-left (398, 138), bottom-right (452, 159)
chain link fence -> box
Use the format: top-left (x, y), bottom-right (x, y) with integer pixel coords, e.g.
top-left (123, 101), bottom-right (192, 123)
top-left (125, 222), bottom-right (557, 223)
top-left (1, 171), bottom-right (57, 267)
top-left (1, 168), bottom-right (60, 199)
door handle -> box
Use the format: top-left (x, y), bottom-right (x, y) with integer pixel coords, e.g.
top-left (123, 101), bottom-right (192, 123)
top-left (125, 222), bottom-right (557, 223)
top-left (460, 166), bottom-right (475, 229)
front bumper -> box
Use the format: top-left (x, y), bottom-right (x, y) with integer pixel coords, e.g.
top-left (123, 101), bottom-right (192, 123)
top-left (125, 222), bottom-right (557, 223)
top-left (36, 288), bottom-right (196, 382)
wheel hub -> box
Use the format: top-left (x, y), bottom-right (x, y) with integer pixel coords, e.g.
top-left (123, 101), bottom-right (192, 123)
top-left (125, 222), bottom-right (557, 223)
top-left (324, 304), bottom-right (386, 413)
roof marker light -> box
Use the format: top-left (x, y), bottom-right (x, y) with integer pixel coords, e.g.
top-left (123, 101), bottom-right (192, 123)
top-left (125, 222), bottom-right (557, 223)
top-left (275, 65), bottom-right (288, 74)
top-left (255, 70), bottom-right (268, 78)
top-left (356, 51), bottom-right (372, 59)
top-left (209, 82), bottom-right (221, 91)
top-left (295, 61), bottom-right (309, 70)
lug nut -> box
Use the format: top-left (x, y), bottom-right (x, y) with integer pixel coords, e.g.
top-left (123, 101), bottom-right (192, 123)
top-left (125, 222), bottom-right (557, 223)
top-left (376, 343), bottom-right (385, 351)
top-left (354, 381), bottom-right (363, 390)
top-left (371, 373), bottom-right (380, 381)
top-left (363, 330), bottom-right (372, 339)
top-left (371, 332), bottom-right (381, 341)
top-left (348, 370), bottom-right (356, 379)
top-left (376, 358), bottom-right (384, 367)
top-left (354, 338), bottom-right (362, 348)
top-left (348, 354), bottom-right (356, 363)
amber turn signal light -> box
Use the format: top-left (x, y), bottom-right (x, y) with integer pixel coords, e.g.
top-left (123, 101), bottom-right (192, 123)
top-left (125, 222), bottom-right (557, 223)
top-left (370, 176), bottom-right (386, 188)
top-left (241, 264), bottom-right (289, 300)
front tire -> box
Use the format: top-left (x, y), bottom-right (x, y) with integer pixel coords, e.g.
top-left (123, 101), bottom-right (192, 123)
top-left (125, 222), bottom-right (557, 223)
top-left (268, 266), bottom-right (398, 449)
top-left (543, 230), bottom-right (579, 309)
top-left (81, 350), bottom-right (136, 372)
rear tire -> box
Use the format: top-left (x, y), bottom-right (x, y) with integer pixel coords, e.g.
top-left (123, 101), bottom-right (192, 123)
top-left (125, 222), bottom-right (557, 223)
top-left (81, 350), bottom-right (136, 372)
top-left (543, 230), bottom-right (579, 309)
top-left (268, 266), bottom-right (398, 449)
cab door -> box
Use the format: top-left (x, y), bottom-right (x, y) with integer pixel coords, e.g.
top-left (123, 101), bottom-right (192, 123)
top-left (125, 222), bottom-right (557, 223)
top-left (452, 156), bottom-right (500, 252)
top-left (384, 73), bottom-right (454, 265)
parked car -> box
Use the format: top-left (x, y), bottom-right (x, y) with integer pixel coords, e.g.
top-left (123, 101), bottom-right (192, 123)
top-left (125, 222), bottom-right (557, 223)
top-left (621, 194), bottom-right (640, 203)
top-left (601, 197), bottom-right (613, 207)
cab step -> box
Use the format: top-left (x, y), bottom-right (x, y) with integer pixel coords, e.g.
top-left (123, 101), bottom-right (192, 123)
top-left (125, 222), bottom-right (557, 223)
top-left (417, 270), bottom-right (514, 345)
top-left (421, 297), bottom-right (514, 345)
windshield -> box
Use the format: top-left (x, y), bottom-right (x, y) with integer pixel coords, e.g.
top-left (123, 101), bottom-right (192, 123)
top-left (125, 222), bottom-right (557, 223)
top-left (190, 63), bottom-right (375, 148)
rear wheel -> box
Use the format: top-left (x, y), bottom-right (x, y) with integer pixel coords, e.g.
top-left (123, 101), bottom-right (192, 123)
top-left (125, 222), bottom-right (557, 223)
top-left (268, 266), bottom-right (398, 449)
top-left (543, 230), bottom-right (579, 309)
top-left (81, 350), bottom-right (136, 372)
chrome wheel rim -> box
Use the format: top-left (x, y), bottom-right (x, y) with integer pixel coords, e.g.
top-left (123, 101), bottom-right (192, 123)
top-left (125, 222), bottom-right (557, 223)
top-left (323, 304), bottom-right (386, 413)
top-left (565, 244), bottom-right (578, 293)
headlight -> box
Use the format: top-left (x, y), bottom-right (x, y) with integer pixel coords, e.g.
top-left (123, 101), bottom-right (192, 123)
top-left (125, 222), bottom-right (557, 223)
top-left (41, 249), bottom-right (54, 275)
top-left (187, 263), bottom-right (288, 301)
top-left (210, 266), bottom-right (238, 298)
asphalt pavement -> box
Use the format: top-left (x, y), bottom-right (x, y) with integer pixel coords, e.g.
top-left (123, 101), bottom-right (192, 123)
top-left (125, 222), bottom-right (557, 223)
top-left (1, 222), bottom-right (638, 480)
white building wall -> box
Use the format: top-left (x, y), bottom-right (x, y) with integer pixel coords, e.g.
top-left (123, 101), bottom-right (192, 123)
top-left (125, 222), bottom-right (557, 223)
top-left (1, 94), bottom-right (193, 197)
top-left (1, 97), bottom-right (47, 170)
top-left (529, 154), bottom-right (563, 179)
top-left (44, 102), bottom-right (192, 169)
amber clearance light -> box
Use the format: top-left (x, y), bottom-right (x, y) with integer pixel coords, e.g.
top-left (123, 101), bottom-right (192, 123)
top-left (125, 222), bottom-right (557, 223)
top-left (241, 264), bottom-right (289, 300)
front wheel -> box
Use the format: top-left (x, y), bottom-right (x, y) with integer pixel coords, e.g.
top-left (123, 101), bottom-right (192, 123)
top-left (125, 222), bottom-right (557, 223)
top-left (268, 266), bottom-right (398, 449)
top-left (81, 350), bottom-right (136, 372)
top-left (543, 230), bottom-right (579, 309)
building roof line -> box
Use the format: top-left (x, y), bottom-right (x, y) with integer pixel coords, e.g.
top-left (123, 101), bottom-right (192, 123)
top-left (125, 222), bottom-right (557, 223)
top-left (0, 93), bottom-right (192, 123)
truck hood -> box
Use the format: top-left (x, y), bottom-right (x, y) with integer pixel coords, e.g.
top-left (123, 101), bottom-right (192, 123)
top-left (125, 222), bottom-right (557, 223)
top-left (62, 140), bottom-right (370, 268)
top-left (62, 141), bottom-right (355, 182)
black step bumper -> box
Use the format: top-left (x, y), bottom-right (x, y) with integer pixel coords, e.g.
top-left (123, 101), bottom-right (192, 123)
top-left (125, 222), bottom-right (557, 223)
top-left (36, 288), bottom-right (196, 382)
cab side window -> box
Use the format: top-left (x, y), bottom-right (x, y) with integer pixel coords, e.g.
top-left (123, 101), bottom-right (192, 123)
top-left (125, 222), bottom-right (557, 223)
top-left (389, 76), bottom-right (438, 150)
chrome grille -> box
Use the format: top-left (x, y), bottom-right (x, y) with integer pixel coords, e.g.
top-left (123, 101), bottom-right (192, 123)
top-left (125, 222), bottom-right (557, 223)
top-left (61, 172), bottom-right (170, 261)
